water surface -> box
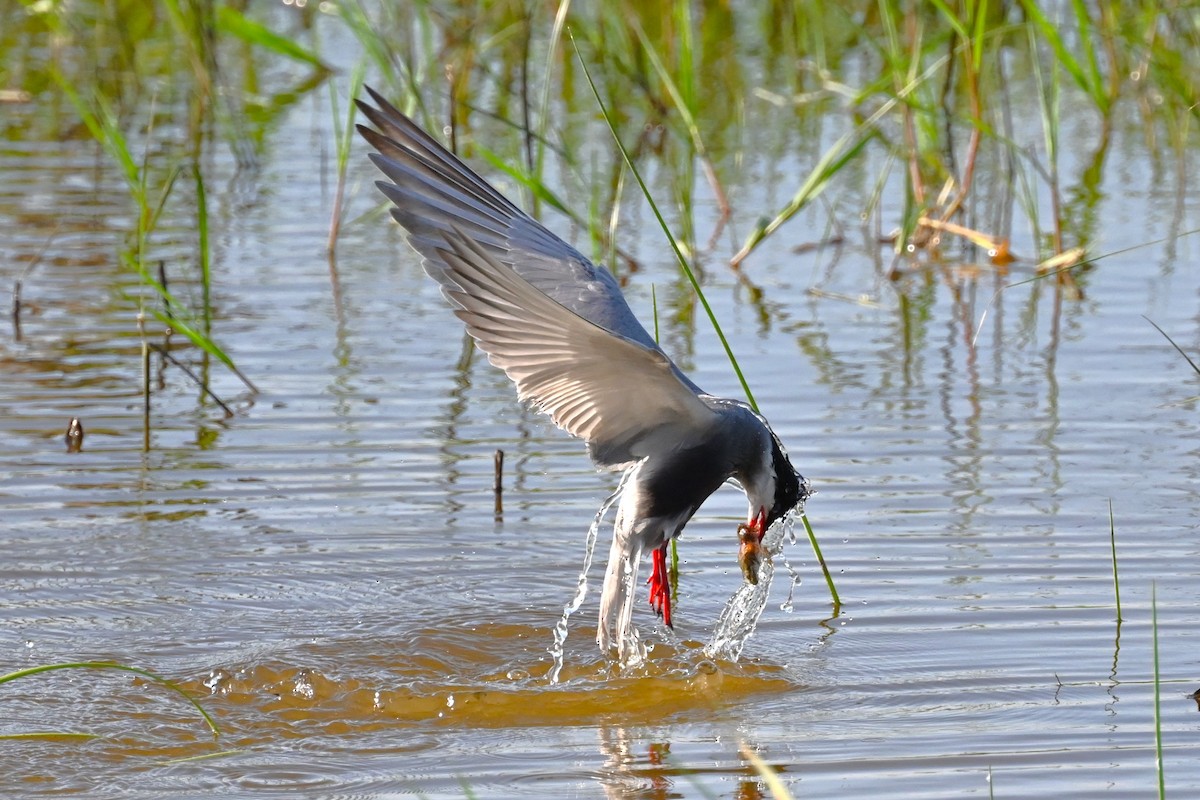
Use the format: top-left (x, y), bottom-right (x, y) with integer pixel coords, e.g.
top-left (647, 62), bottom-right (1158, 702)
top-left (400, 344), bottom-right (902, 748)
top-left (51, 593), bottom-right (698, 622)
top-left (2, 5), bottom-right (1199, 798)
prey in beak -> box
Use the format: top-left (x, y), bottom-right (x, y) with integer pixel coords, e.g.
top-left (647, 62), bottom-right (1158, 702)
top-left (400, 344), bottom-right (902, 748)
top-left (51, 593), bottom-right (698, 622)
top-left (738, 508), bottom-right (768, 585)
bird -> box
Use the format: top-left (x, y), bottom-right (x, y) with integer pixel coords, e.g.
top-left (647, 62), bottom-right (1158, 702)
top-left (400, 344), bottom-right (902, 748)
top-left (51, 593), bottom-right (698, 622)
top-left (356, 87), bottom-right (809, 658)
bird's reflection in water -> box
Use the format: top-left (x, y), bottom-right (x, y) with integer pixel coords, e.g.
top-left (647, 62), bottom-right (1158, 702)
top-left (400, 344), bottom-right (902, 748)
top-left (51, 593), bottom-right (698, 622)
top-left (596, 725), bottom-right (670, 800)
top-left (596, 725), bottom-right (778, 800)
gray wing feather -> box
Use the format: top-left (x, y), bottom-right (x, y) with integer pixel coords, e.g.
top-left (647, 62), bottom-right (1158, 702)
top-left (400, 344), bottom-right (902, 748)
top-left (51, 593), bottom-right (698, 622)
top-left (356, 86), bottom-right (683, 363)
top-left (357, 88), bottom-right (718, 465)
top-left (435, 228), bottom-right (716, 467)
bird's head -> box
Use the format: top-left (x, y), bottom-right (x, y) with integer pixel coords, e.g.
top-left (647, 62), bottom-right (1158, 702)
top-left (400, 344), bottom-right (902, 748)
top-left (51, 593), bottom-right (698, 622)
top-left (736, 428), bottom-right (807, 585)
top-left (742, 426), bottom-right (808, 541)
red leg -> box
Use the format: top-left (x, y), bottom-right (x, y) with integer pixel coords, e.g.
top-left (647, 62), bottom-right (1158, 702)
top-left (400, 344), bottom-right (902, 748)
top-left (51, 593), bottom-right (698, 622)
top-left (647, 542), bottom-right (673, 628)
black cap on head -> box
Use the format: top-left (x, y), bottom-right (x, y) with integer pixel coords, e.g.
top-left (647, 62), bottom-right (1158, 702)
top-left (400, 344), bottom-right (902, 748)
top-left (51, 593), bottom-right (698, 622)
top-left (766, 434), bottom-right (807, 528)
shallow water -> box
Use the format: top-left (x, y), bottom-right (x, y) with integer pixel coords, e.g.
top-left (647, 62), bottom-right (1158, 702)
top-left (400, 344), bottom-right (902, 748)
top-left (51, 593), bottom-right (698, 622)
top-left (3, 7), bottom-right (1200, 798)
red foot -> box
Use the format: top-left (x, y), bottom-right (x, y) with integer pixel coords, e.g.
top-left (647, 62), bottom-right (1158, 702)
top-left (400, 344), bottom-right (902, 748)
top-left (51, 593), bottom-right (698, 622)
top-left (647, 542), bottom-right (672, 627)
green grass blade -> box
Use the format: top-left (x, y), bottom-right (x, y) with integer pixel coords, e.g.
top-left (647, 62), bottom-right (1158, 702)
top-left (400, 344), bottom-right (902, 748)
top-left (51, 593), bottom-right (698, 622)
top-left (1033, 19), bottom-right (1058, 148)
top-left (971, 0), bottom-right (989, 72)
top-left (1151, 583), bottom-right (1164, 798)
top-left (630, 18), bottom-right (707, 156)
top-left (56, 66), bottom-right (254, 398)
top-left (149, 306), bottom-right (257, 394)
top-left (731, 129), bottom-right (871, 267)
top-left (1018, 0), bottom-right (1106, 110)
top-left (1069, 0), bottom-right (1105, 103)
top-left (161, 749), bottom-right (243, 764)
top-left (1144, 315), bottom-right (1200, 377)
top-left (216, 6), bottom-right (330, 71)
top-left (573, 33), bottom-right (838, 604)
top-left (729, 42), bottom-right (951, 267)
top-left (53, 75), bottom-right (142, 209)
top-left (0, 661), bottom-right (219, 740)
top-left (675, 0), bottom-right (695, 113)
top-left (194, 163), bottom-right (212, 334)
top-left (571, 31), bottom-right (757, 411)
top-left (477, 146), bottom-right (573, 217)
top-left (534, 0), bottom-right (573, 210)
top-left (146, 164), bottom-right (185, 240)
top-left (927, 0), bottom-right (970, 42)
top-left (122, 251), bottom-right (258, 394)
top-left (1108, 499), bottom-right (1121, 622)
top-left (801, 511), bottom-right (840, 607)
top-left (329, 60), bottom-right (368, 251)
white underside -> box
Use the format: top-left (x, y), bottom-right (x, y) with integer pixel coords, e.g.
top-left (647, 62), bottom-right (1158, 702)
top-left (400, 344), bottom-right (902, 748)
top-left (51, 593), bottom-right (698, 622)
top-left (595, 461), bottom-right (693, 664)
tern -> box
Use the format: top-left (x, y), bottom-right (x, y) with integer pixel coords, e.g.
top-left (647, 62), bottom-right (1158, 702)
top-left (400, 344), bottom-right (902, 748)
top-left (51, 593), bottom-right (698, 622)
top-left (357, 88), bottom-right (809, 655)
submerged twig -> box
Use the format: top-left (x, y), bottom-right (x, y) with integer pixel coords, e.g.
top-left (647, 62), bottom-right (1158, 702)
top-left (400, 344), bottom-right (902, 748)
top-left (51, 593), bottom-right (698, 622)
top-left (493, 448), bottom-right (504, 518)
top-left (11, 226), bottom-right (60, 342)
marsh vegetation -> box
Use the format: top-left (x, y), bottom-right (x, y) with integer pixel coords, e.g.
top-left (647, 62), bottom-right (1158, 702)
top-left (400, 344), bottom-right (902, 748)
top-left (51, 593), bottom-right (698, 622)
top-left (2, 1), bottom-right (1199, 797)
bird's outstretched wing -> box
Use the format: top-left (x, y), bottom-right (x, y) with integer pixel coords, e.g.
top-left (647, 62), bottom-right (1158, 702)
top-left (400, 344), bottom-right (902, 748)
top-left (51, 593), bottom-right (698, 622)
top-left (356, 87), bottom-right (682, 356)
top-left (437, 228), bottom-right (715, 465)
top-left (357, 88), bottom-right (713, 467)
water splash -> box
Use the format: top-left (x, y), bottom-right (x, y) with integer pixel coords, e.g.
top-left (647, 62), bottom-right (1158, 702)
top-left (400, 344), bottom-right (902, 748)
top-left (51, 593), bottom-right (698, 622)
top-left (705, 514), bottom-right (797, 662)
top-left (778, 551), bottom-right (802, 613)
top-left (547, 471), bottom-right (631, 684)
top-left (607, 538), bottom-right (648, 670)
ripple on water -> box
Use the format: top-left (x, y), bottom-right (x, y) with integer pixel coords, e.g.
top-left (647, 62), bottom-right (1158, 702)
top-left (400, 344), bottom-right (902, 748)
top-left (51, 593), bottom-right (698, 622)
top-left (189, 621), bottom-right (801, 736)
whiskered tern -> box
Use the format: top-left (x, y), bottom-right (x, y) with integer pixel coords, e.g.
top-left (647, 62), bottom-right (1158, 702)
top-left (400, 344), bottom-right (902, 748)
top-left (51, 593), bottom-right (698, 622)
top-left (357, 88), bottom-right (809, 656)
